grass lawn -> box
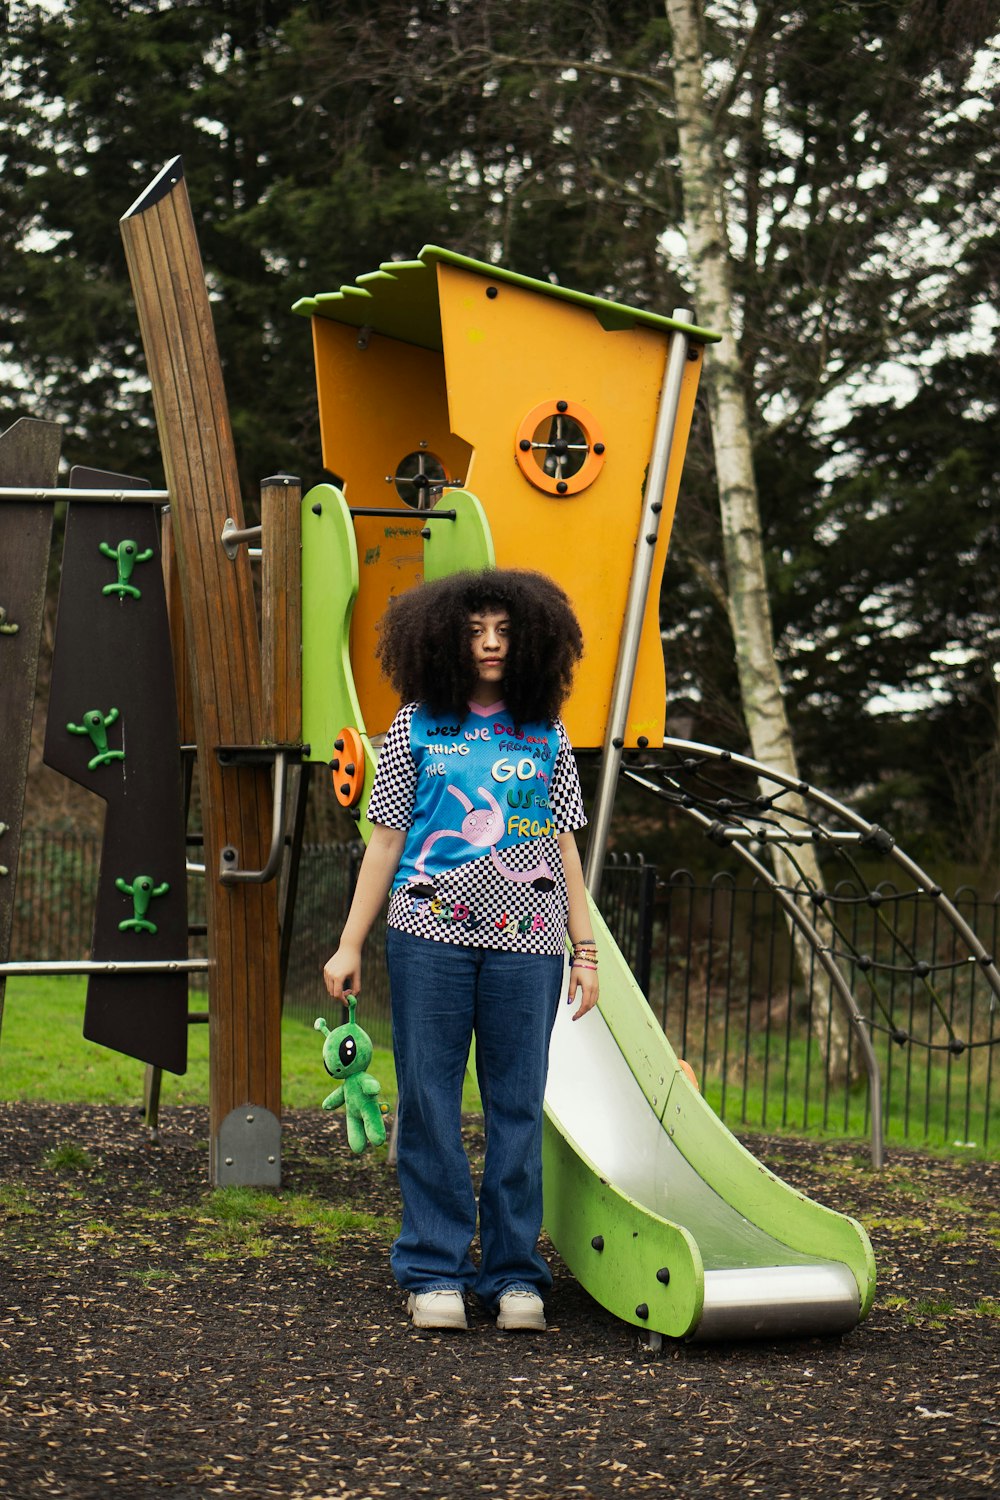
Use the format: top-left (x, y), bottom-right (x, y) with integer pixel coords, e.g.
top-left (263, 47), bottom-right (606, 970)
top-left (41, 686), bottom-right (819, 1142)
top-left (682, 1022), bottom-right (997, 1156)
top-left (3, 977), bottom-right (991, 1158)
top-left (0, 976), bottom-right (482, 1114)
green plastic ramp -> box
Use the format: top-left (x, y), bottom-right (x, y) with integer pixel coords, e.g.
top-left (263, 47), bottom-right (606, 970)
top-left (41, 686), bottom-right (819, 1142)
top-left (300, 485), bottom-right (496, 842)
top-left (300, 483), bottom-right (380, 828)
top-left (542, 897), bottom-right (876, 1340)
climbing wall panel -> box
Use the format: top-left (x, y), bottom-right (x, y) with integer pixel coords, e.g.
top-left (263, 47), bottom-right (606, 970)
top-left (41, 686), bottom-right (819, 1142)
top-left (43, 474), bottom-right (187, 1073)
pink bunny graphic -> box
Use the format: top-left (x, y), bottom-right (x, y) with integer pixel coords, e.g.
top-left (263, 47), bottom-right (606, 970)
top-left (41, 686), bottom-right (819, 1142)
top-left (412, 784), bottom-right (554, 891)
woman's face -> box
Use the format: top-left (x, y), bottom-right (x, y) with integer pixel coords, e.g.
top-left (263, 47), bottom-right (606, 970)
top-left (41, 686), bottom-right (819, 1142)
top-left (468, 609), bottom-right (510, 703)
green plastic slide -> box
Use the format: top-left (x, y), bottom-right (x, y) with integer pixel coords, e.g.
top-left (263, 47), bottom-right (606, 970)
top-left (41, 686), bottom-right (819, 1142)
top-left (542, 898), bottom-right (876, 1340)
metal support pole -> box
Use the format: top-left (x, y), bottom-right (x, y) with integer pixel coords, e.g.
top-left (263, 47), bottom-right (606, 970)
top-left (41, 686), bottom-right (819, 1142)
top-left (583, 313), bottom-right (693, 901)
top-left (0, 487), bottom-right (171, 504)
top-left (0, 959), bottom-right (209, 976)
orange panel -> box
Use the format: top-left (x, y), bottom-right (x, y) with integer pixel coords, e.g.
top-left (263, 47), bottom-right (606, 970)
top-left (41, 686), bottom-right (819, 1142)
top-left (436, 263), bottom-right (701, 749)
top-left (311, 318), bottom-right (473, 735)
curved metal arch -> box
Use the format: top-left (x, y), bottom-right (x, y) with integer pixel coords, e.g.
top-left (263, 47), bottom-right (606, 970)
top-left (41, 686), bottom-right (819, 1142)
top-left (654, 738), bottom-right (999, 1003)
top-left (622, 738), bottom-right (1000, 1168)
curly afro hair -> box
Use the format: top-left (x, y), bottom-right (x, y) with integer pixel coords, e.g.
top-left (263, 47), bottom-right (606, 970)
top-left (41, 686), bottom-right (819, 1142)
top-left (375, 568), bottom-right (584, 725)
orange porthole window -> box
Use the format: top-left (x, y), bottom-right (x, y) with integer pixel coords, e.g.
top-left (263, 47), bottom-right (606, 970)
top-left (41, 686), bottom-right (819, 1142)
top-left (514, 399), bottom-right (606, 497)
top-left (330, 727), bottom-right (365, 808)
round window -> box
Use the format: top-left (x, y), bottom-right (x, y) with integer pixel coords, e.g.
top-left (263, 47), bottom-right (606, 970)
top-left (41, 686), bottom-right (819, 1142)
top-left (393, 450), bottom-right (448, 509)
top-left (515, 400), bottom-right (606, 496)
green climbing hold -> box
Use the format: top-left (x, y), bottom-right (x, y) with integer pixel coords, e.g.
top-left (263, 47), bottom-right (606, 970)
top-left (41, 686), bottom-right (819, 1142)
top-left (99, 539), bottom-right (153, 599)
top-left (66, 708), bottom-right (125, 770)
top-left (115, 874), bottom-right (169, 934)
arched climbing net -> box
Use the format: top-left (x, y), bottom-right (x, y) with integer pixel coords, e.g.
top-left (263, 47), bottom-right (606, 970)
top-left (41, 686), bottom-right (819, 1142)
top-left (624, 740), bottom-right (1000, 1062)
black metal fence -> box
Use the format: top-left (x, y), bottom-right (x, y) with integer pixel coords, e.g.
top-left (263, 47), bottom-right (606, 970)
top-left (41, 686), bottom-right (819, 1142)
top-left (7, 833), bottom-right (998, 1152)
top-left (601, 855), bottom-right (998, 1153)
top-left (8, 830), bottom-right (104, 962)
top-left (5, 833), bottom-right (393, 1046)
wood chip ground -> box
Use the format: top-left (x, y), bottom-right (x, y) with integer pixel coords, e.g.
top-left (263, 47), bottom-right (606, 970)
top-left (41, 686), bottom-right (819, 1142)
top-left (1, 1104), bottom-right (996, 1498)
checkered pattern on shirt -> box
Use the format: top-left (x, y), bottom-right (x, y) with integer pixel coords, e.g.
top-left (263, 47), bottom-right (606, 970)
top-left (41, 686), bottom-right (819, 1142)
top-left (366, 703), bottom-right (418, 830)
top-left (386, 834), bottom-right (571, 954)
top-left (367, 705), bottom-right (585, 955)
top-left (548, 721), bottom-right (587, 833)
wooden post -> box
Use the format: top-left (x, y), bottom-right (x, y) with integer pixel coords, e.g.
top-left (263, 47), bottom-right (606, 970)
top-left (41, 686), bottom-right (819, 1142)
top-left (160, 511), bottom-right (197, 746)
top-left (260, 474), bottom-right (303, 747)
top-left (257, 471), bottom-right (305, 996)
top-left (120, 159), bottom-right (282, 1185)
top-left (260, 473), bottom-right (308, 996)
top-left (0, 418), bottom-right (61, 1034)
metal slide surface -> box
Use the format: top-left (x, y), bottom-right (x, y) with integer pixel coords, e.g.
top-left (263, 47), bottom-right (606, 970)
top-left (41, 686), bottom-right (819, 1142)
top-left (542, 899), bottom-right (876, 1341)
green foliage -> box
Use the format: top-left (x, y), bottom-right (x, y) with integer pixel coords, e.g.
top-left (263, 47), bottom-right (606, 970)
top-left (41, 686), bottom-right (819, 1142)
top-left (43, 1141), bottom-right (95, 1172)
top-left (2, 0), bottom-right (997, 857)
top-left (186, 1186), bottom-right (397, 1263)
top-left (772, 352), bottom-right (1000, 864)
top-left (1, 0), bottom-right (465, 495)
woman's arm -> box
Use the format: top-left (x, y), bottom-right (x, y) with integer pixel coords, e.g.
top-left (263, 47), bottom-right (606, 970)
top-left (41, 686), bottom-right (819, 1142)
top-left (323, 824), bottom-right (406, 1003)
top-left (558, 830), bottom-right (599, 1021)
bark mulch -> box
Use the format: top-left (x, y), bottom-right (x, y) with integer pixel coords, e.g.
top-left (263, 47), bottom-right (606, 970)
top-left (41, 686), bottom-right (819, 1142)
top-left (0, 1102), bottom-right (997, 1498)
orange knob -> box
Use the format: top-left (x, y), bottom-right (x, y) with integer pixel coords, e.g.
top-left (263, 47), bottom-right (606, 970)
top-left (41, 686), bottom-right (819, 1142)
top-left (331, 727), bottom-right (365, 807)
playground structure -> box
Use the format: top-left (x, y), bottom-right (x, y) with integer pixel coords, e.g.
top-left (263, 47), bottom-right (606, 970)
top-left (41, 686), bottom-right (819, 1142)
top-left (2, 156), bottom-right (997, 1342)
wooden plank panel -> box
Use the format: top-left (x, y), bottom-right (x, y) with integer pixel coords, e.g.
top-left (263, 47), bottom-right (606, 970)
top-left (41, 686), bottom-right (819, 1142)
top-left (148, 180), bottom-right (273, 1112)
top-left (161, 513), bottom-right (197, 744)
top-left (0, 419), bottom-right (61, 1035)
top-left (261, 475), bottom-right (303, 746)
top-left (120, 160), bottom-right (281, 1179)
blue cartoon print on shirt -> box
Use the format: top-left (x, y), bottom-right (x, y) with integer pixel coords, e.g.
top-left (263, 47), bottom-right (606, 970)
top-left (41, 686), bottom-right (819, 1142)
top-left (366, 702), bottom-right (586, 954)
top-left (415, 783), bottom-right (554, 891)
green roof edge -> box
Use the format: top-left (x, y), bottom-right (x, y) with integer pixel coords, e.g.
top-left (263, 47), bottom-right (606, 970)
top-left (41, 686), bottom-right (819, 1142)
top-left (418, 245), bottom-right (721, 343)
top-left (292, 245), bottom-right (721, 345)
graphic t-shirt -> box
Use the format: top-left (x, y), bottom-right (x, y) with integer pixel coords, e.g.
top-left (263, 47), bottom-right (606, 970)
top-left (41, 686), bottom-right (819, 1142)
top-left (366, 701), bottom-right (587, 955)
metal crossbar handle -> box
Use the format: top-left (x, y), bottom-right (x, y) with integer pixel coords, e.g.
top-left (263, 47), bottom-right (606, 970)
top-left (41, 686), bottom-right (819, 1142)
top-left (347, 507), bottom-right (458, 520)
top-left (222, 508), bottom-right (460, 559)
top-left (706, 826), bottom-right (867, 847)
top-left (0, 487), bottom-right (171, 503)
top-left (218, 747), bottom-right (290, 884)
top-left (0, 959), bottom-right (209, 976)
top-left (221, 518), bottom-right (261, 558)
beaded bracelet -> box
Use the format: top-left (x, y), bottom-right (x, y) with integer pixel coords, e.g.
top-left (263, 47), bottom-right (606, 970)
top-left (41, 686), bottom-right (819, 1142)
top-left (570, 960), bottom-right (598, 970)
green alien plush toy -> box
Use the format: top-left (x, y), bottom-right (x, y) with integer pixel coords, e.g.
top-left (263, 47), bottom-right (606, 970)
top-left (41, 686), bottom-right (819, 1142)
top-left (315, 997), bottom-right (388, 1153)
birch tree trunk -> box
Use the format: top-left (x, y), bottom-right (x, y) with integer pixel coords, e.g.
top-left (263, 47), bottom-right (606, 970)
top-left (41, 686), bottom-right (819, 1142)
top-left (664, 0), bottom-right (854, 1078)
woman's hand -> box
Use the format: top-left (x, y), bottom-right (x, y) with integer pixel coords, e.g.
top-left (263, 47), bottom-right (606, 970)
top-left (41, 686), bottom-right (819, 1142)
top-left (567, 961), bottom-right (599, 1021)
top-left (321, 824), bottom-right (406, 1007)
top-left (323, 943), bottom-right (362, 1005)
top-left (558, 831), bottom-right (600, 1021)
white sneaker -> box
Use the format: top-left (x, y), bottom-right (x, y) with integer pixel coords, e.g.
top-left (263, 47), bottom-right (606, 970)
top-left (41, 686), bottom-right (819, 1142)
top-left (407, 1289), bottom-right (468, 1330)
top-left (496, 1289), bottom-right (546, 1331)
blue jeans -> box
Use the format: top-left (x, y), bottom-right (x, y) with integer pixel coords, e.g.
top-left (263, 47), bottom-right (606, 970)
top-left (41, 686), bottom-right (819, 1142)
top-left (385, 928), bottom-right (563, 1309)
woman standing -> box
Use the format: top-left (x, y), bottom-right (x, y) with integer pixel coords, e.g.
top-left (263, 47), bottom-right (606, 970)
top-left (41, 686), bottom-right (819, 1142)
top-left (323, 568), bottom-right (599, 1331)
